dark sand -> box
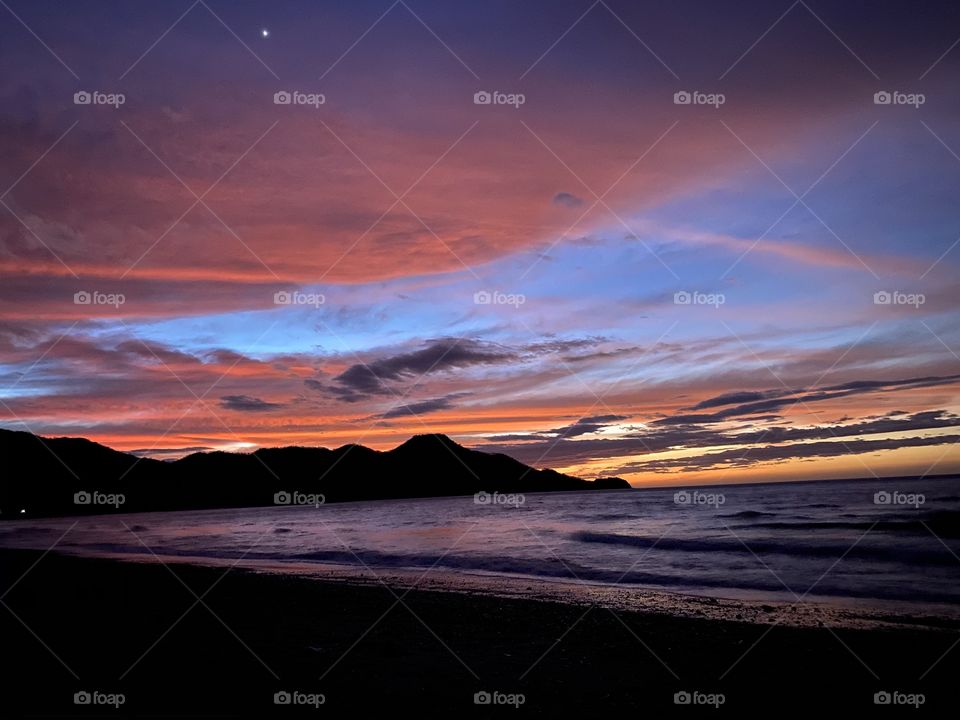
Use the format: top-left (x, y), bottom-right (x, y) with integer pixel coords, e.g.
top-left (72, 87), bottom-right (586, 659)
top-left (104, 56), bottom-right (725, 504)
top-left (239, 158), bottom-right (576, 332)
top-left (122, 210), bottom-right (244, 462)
top-left (1, 549), bottom-right (955, 716)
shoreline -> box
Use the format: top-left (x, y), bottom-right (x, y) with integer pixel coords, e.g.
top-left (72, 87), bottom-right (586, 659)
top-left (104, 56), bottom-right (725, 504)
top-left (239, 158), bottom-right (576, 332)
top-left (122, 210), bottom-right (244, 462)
top-left (55, 547), bottom-right (960, 632)
top-left (1, 548), bottom-right (956, 714)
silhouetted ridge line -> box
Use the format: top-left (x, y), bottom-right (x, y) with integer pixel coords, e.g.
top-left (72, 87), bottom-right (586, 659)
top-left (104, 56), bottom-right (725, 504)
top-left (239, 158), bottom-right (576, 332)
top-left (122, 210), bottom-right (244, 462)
top-left (0, 430), bottom-right (629, 518)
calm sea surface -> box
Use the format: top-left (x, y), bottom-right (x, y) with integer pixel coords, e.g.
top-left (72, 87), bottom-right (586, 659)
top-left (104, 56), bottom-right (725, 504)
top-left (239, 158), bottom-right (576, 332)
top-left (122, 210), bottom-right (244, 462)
top-left (2, 477), bottom-right (958, 619)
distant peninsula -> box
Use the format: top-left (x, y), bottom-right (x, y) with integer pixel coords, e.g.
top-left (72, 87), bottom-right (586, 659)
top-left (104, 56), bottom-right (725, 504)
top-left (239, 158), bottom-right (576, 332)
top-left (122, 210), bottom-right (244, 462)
top-left (0, 429), bottom-right (629, 518)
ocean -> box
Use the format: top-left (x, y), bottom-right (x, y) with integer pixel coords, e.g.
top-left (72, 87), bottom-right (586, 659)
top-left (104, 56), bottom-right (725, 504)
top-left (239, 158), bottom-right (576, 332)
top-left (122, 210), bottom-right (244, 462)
top-left (2, 475), bottom-right (958, 625)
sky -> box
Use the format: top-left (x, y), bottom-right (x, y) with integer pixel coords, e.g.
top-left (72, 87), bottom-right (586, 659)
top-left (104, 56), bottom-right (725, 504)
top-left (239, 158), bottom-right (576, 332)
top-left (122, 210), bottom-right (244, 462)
top-left (1, 0), bottom-right (960, 486)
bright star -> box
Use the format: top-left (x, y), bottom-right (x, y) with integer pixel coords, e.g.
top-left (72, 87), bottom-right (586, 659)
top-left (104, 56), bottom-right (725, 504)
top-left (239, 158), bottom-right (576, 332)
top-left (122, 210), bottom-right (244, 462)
top-left (261, 28), bottom-right (270, 38)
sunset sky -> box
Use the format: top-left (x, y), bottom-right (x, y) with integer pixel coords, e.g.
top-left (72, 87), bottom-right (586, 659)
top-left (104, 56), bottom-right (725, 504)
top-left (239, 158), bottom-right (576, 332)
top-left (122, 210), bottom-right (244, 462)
top-left (2, 0), bottom-right (960, 485)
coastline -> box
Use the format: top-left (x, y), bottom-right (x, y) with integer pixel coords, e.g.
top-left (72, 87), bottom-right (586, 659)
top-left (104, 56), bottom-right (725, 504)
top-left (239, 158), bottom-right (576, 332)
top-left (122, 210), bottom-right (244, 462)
top-left (52, 547), bottom-right (960, 632)
top-left (1, 548), bottom-right (954, 714)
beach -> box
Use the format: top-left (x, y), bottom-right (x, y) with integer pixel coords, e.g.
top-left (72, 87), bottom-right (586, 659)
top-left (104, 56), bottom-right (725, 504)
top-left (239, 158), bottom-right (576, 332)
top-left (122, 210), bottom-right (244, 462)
top-left (1, 548), bottom-right (953, 715)
top-left (5, 0), bottom-right (960, 715)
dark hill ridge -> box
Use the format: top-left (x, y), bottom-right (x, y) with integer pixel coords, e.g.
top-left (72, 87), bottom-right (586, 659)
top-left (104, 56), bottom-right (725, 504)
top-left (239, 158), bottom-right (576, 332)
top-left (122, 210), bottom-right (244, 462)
top-left (0, 429), bottom-right (629, 518)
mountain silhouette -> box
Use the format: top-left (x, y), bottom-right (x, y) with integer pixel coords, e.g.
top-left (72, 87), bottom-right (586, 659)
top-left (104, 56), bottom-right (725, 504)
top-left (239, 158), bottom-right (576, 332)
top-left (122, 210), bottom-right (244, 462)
top-left (0, 429), bottom-right (629, 518)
